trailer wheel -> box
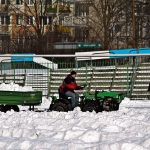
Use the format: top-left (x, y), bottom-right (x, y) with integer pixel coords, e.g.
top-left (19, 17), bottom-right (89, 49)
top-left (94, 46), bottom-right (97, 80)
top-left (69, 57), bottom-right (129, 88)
top-left (11, 105), bottom-right (20, 112)
top-left (4, 105), bottom-right (11, 112)
top-left (52, 102), bottom-right (68, 112)
top-left (4, 105), bottom-right (20, 112)
top-left (0, 105), bottom-right (5, 112)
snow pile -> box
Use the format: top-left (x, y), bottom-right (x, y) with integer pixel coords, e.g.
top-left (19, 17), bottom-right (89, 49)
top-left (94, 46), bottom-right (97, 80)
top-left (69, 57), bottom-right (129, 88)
top-left (0, 97), bottom-right (149, 150)
top-left (0, 83), bottom-right (149, 149)
top-left (0, 82), bottom-right (34, 91)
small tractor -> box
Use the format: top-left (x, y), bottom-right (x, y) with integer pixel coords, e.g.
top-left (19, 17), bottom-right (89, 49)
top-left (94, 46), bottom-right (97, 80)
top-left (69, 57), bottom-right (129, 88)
top-left (49, 90), bottom-right (124, 112)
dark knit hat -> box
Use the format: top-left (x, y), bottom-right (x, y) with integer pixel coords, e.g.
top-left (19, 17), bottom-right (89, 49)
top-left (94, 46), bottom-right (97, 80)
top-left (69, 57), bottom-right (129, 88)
top-left (70, 71), bottom-right (76, 75)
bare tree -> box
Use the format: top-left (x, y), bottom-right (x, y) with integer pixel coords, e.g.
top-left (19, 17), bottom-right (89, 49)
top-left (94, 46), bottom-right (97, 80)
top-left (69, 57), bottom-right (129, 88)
top-left (87, 0), bottom-right (130, 49)
top-left (8, 0), bottom-right (52, 53)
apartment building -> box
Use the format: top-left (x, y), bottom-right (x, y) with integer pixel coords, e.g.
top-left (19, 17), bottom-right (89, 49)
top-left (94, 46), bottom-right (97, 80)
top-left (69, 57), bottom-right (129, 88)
top-left (47, 0), bottom-right (89, 42)
top-left (0, 0), bottom-right (10, 52)
top-left (0, 0), bottom-right (89, 53)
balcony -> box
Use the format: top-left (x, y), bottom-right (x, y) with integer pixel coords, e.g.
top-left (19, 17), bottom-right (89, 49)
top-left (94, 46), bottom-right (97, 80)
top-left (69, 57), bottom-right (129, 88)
top-left (47, 6), bottom-right (71, 16)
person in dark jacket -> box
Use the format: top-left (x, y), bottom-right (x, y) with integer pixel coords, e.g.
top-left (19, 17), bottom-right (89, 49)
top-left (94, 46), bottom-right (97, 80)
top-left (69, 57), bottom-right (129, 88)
top-left (59, 71), bottom-right (83, 109)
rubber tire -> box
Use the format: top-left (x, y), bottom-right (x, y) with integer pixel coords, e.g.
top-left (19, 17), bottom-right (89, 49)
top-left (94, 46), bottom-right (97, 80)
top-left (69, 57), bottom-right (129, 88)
top-left (103, 97), bottom-right (112, 111)
top-left (4, 105), bottom-right (20, 112)
top-left (103, 97), bottom-right (119, 111)
top-left (79, 99), bottom-right (85, 109)
top-left (82, 102), bottom-right (96, 112)
top-left (113, 103), bottom-right (119, 111)
top-left (52, 102), bottom-right (69, 112)
top-left (48, 104), bottom-right (54, 111)
top-left (0, 105), bottom-right (5, 112)
top-left (11, 105), bottom-right (20, 112)
top-left (61, 99), bottom-right (72, 111)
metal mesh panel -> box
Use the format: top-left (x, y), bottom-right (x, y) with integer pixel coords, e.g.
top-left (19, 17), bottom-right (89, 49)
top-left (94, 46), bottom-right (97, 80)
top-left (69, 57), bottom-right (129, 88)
top-left (0, 55), bottom-right (149, 100)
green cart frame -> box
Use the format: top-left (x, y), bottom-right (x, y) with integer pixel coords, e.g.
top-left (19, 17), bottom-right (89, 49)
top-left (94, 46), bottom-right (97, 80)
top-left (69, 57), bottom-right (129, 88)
top-left (0, 91), bottom-right (42, 112)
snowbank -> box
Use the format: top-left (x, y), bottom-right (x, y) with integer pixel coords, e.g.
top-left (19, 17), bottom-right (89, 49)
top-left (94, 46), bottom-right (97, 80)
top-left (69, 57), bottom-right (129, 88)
top-left (0, 83), bottom-right (149, 150)
top-left (0, 97), bottom-right (149, 150)
top-left (0, 82), bottom-right (34, 91)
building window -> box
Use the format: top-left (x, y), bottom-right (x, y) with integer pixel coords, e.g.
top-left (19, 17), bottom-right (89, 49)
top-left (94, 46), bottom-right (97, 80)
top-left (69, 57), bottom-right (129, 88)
top-left (0, 16), bottom-right (10, 25)
top-left (1, 0), bottom-right (5, 4)
top-left (27, 16), bottom-right (33, 25)
top-left (48, 16), bottom-right (52, 25)
top-left (75, 3), bottom-right (88, 17)
top-left (16, 15), bottom-right (23, 25)
top-left (0, 16), bottom-right (4, 25)
top-left (43, 16), bottom-right (47, 25)
top-left (1, 0), bottom-right (9, 4)
top-left (16, 0), bottom-right (22, 5)
top-left (6, 16), bottom-right (10, 24)
top-left (27, 0), bottom-right (34, 5)
top-left (42, 0), bottom-right (52, 5)
top-left (40, 16), bottom-right (48, 25)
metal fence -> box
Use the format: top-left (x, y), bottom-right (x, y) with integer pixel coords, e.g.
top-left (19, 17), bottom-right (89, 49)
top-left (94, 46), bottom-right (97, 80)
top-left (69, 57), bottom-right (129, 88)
top-left (0, 54), bottom-right (150, 99)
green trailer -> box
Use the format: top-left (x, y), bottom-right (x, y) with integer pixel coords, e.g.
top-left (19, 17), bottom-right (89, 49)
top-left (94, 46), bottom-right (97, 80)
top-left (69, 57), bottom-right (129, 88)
top-left (0, 90), bottom-right (42, 112)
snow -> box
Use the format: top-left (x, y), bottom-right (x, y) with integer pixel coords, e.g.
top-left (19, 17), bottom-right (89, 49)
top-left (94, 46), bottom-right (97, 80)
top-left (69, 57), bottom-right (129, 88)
top-left (0, 82), bottom-right (34, 91)
top-left (0, 83), bottom-right (150, 149)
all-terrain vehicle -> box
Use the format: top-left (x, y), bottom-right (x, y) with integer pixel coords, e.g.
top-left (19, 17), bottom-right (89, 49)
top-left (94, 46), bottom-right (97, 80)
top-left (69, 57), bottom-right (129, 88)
top-left (49, 89), bottom-right (124, 112)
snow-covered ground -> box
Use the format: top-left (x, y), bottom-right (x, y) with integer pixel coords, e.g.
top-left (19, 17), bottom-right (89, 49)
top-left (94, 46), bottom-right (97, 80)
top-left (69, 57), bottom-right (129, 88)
top-left (0, 83), bottom-right (150, 150)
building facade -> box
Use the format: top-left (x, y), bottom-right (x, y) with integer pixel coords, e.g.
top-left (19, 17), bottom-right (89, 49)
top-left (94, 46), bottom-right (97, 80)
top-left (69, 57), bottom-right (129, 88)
top-left (0, 0), bottom-right (90, 53)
